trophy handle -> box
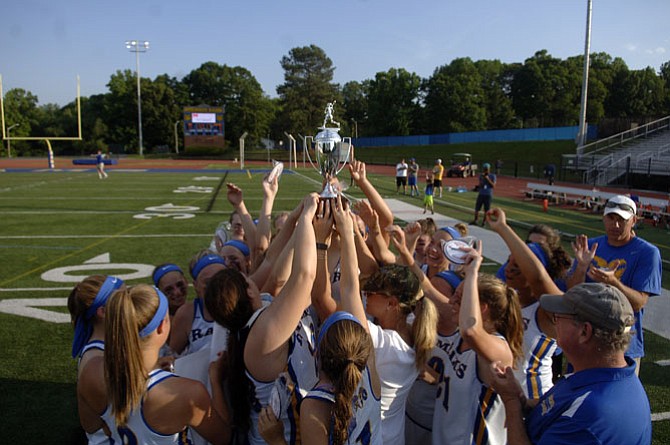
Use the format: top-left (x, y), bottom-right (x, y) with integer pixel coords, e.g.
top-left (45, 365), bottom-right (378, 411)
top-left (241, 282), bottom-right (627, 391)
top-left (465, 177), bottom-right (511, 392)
top-left (335, 137), bottom-right (353, 176)
top-left (303, 135), bottom-right (321, 173)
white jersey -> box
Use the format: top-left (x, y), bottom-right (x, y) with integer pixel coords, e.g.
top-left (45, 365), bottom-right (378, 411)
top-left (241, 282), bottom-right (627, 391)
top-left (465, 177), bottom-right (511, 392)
top-left (404, 331), bottom-right (457, 445)
top-left (367, 321), bottom-right (418, 445)
top-left (110, 369), bottom-right (193, 445)
top-left (431, 331), bottom-right (507, 445)
top-left (186, 298), bottom-right (214, 355)
top-left (513, 302), bottom-right (557, 399)
top-left (304, 367), bottom-right (382, 445)
top-left (78, 341), bottom-right (116, 445)
top-left (246, 307), bottom-right (319, 445)
top-left (396, 162), bottom-right (409, 178)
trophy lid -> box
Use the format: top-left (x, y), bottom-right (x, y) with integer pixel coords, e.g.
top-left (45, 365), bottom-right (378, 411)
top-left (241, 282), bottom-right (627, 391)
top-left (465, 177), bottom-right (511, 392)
top-left (315, 127), bottom-right (342, 143)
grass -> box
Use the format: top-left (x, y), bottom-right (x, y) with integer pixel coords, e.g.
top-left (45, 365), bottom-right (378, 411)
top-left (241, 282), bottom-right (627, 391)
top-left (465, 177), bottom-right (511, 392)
top-left (0, 165), bottom-right (668, 444)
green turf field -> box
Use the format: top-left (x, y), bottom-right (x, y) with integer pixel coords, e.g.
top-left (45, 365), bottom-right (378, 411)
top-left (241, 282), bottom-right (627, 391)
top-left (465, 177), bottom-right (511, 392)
top-left (0, 167), bottom-right (668, 444)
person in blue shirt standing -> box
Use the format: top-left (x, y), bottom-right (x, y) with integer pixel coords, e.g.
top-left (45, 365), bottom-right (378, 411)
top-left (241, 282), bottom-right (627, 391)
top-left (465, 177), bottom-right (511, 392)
top-left (491, 282), bottom-right (652, 445)
top-left (470, 162), bottom-right (496, 226)
top-left (567, 194), bottom-right (662, 374)
top-left (96, 150), bottom-right (108, 179)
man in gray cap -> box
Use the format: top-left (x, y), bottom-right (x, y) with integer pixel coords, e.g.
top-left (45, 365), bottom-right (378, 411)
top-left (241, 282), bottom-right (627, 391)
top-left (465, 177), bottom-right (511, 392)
top-left (492, 282), bottom-right (651, 445)
top-left (567, 194), bottom-right (661, 374)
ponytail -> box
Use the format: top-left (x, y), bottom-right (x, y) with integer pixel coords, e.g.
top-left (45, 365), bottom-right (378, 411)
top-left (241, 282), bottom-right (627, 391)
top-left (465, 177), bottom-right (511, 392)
top-left (104, 285), bottom-right (162, 426)
top-left (410, 298), bottom-right (438, 370)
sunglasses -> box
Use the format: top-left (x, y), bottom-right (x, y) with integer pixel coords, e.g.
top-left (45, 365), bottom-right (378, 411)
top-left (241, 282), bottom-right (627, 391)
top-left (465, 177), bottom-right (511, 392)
top-left (605, 201), bottom-right (635, 213)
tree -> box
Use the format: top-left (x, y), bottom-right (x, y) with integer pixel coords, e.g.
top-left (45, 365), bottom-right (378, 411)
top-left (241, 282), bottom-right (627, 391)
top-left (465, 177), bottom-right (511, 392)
top-left (341, 80), bottom-right (369, 137)
top-left (276, 45), bottom-right (340, 137)
top-left (423, 58), bottom-right (486, 133)
top-left (366, 68), bottom-right (421, 136)
top-left (475, 59), bottom-right (517, 130)
top-left (183, 62), bottom-right (273, 145)
top-left (2, 88), bottom-right (41, 155)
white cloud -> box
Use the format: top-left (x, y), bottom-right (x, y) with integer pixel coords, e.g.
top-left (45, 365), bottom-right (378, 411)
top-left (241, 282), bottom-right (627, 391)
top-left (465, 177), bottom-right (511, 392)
top-left (624, 43), bottom-right (638, 52)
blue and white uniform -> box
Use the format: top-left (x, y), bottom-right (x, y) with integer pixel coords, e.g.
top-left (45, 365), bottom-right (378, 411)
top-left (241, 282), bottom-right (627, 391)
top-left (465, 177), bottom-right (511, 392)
top-left (185, 298), bottom-right (214, 355)
top-left (526, 358), bottom-right (651, 444)
top-left (405, 331), bottom-right (458, 445)
top-left (246, 307), bottom-right (319, 445)
top-left (78, 341), bottom-right (115, 445)
top-left (514, 302), bottom-right (557, 399)
top-left (431, 331), bottom-right (507, 445)
top-left (304, 366), bottom-right (383, 445)
top-left (110, 369), bottom-right (193, 445)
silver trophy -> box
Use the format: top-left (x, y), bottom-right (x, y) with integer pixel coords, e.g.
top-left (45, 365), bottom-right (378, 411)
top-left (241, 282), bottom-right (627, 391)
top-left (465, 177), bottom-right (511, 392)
top-left (305, 101), bottom-right (352, 198)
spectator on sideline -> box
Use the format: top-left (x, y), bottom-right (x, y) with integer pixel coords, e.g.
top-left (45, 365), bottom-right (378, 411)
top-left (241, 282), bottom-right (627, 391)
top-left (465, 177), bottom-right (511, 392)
top-left (67, 275), bottom-right (125, 444)
top-left (432, 159), bottom-right (444, 198)
top-left (567, 194), bottom-right (662, 374)
top-left (470, 162), bottom-right (496, 226)
top-left (423, 174), bottom-right (434, 214)
top-left (408, 158), bottom-right (420, 197)
top-left (491, 283), bottom-right (651, 445)
top-left (96, 150), bottom-right (108, 179)
top-left (396, 158), bottom-right (409, 194)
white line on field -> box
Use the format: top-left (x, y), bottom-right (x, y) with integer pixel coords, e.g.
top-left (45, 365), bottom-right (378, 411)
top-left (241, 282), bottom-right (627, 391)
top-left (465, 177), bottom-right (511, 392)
top-left (652, 412), bottom-right (670, 422)
top-left (0, 287), bottom-right (73, 292)
top-left (655, 359), bottom-right (670, 366)
top-left (0, 234), bottom-right (212, 239)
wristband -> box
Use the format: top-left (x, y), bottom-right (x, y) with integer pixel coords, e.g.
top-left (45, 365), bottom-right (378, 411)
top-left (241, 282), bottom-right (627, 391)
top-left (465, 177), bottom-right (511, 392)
top-left (316, 242), bottom-right (329, 250)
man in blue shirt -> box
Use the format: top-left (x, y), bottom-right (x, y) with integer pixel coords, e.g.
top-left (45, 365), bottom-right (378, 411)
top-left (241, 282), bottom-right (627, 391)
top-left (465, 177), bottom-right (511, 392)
top-left (566, 194), bottom-right (662, 374)
top-left (470, 162), bottom-right (496, 226)
top-left (491, 282), bottom-right (652, 445)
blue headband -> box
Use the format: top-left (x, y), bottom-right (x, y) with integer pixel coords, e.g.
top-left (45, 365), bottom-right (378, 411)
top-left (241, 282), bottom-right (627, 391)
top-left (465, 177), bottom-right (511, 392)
top-left (435, 270), bottom-right (463, 290)
top-left (191, 254), bottom-right (226, 280)
top-left (152, 264), bottom-right (183, 286)
top-left (71, 276), bottom-right (124, 358)
top-left (139, 287), bottom-right (169, 338)
top-left (223, 239), bottom-right (251, 257)
top-left (527, 243), bottom-right (550, 269)
top-left (317, 311), bottom-right (363, 348)
top-left (439, 226), bottom-right (461, 240)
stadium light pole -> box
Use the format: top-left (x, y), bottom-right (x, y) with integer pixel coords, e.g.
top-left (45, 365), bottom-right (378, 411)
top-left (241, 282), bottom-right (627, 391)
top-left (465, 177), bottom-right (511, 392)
top-left (7, 123), bottom-right (19, 158)
top-left (125, 40), bottom-right (149, 156)
top-left (576, 0), bottom-right (592, 153)
top-left (174, 120), bottom-right (180, 154)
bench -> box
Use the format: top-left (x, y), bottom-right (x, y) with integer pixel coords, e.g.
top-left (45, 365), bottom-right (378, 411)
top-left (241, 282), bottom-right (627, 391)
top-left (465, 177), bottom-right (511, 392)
top-left (72, 159), bottom-right (118, 166)
top-left (522, 182), bottom-right (670, 223)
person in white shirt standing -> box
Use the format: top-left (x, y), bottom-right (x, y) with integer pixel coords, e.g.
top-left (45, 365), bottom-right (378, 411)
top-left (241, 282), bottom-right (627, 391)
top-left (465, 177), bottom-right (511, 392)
top-left (396, 158), bottom-right (409, 194)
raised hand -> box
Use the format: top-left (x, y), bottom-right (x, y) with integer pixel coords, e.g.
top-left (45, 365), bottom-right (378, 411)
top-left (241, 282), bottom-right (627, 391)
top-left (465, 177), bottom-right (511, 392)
top-left (461, 239), bottom-right (484, 276)
top-left (486, 208), bottom-right (507, 232)
top-left (332, 193), bottom-right (354, 235)
top-left (313, 199), bottom-right (334, 244)
top-left (571, 234), bottom-right (597, 267)
top-left (226, 183), bottom-right (243, 208)
top-left (348, 160), bottom-right (367, 184)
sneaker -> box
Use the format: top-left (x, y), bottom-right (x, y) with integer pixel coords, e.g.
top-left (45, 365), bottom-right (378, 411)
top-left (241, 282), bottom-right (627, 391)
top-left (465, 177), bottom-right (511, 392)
top-left (469, 221), bottom-right (478, 226)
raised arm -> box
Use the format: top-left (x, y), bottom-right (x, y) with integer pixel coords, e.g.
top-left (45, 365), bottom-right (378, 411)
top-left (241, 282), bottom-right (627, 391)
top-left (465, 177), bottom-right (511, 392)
top-left (459, 242), bottom-right (513, 369)
top-left (226, 183), bottom-right (257, 253)
top-left (245, 194), bottom-right (319, 381)
top-left (311, 199), bottom-right (337, 322)
top-left (256, 174), bottom-right (280, 257)
top-left (487, 208), bottom-right (561, 296)
top-left (348, 160), bottom-right (393, 240)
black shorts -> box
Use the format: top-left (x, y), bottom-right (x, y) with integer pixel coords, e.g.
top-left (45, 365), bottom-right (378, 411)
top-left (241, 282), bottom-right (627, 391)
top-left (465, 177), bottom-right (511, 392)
top-left (433, 179), bottom-right (442, 188)
top-left (475, 194), bottom-right (493, 212)
top-left (396, 177), bottom-right (407, 187)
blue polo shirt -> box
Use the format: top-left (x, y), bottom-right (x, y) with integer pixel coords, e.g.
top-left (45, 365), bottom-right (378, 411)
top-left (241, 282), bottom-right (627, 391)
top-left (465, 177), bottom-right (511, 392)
top-left (526, 358), bottom-right (651, 444)
top-left (569, 235), bottom-right (662, 358)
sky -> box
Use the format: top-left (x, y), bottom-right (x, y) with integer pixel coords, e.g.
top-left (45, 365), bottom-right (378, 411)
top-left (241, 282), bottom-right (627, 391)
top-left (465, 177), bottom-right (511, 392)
top-left (1, 0), bottom-right (669, 107)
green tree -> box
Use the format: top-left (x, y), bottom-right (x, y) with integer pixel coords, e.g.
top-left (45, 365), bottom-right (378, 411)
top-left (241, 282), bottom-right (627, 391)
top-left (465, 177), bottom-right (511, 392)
top-left (474, 59), bottom-right (517, 130)
top-left (423, 58), bottom-right (486, 133)
top-left (341, 80), bottom-right (368, 137)
top-left (183, 62), bottom-right (273, 145)
top-left (2, 88), bottom-right (41, 155)
top-left (366, 68), bottom-right (421, 136)
top-left (276, 45), bottom-right (340, 137)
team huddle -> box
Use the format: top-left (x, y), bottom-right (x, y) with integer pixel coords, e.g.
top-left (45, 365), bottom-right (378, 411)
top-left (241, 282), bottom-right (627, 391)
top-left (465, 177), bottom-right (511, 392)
top-left (68, 160), bottom-right (659, 445)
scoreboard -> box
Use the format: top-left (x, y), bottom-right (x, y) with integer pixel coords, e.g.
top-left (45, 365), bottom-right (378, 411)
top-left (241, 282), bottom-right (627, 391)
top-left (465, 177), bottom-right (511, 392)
top-left (183, 106), bottom-right (225, 149)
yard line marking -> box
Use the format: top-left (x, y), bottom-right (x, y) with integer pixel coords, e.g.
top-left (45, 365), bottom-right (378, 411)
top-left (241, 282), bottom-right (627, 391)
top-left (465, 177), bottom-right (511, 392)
top-left (652, 412), bottom-right (670, 422)
top-left (0, 298), bottom-right (69, 323)
top-left (655, 359), bottom-right (670, 366)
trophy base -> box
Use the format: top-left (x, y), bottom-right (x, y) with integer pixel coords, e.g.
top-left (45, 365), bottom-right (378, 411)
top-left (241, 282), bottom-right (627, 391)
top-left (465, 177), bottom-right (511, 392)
top-left (320, 183), bottom-right (339, 199)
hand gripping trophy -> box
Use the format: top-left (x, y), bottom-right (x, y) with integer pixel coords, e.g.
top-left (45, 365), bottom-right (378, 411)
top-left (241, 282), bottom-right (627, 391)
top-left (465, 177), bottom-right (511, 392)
top-left (305, 101), bottom-right (352, 198)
